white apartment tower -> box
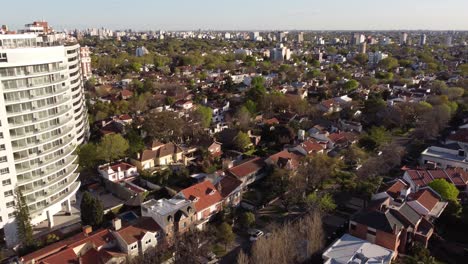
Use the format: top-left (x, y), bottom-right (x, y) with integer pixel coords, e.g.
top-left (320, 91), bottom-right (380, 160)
top-left (0, 32), bottom-right (89, 246)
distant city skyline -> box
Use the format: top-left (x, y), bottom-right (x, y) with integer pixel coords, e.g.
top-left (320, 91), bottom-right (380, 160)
top-left (2, 0), bottom-right (468, 31)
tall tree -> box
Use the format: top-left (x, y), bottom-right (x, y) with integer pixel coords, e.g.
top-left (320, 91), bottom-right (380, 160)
top-left (428, 179), bottom-right (459, 202)
top-left (233, 131), bottom-right (252, 152)
top-left (14, 189), bottom-right (35, 249)
top-left (98, 134), bottom-right (129, 163)
top-left (194, 105), bottom-right (213, 128)
top-left (80, 191), bottom-right (104, 228)
top-left (218, 222), bottom-right (235, 249)
top-left (77, 143), bottom-right (100, 170)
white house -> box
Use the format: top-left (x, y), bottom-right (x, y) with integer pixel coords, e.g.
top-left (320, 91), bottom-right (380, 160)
top-left (98, 162), bottom-right (138, 182)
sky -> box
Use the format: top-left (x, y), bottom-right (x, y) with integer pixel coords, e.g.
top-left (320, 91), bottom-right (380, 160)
top-left (2, 0), bottom-right (468, 31)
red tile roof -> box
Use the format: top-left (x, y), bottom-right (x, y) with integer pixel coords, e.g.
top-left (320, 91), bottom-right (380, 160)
top-left (227, 157), bottom-right (266, 179)
top-left (300, 139), bottom-right (325, 155)
top-left (217, 176), bottom-right (242, 198)
top-left (409, 189), bottom-right (440, 212)
top-left (114, 217), bottom-right (162, 245)
top-left (447, 129), bottom-right (468, 144)
top-left (22, 229), bottom-right (114, 264)
top-left (406, 168), bottom-right (468, 188)
top-left (386, 180), bottom-right (409, 199)
top-left (267, 150), bottom-right (302, 169)
top-left (180, 181), bottom-right (223, 212)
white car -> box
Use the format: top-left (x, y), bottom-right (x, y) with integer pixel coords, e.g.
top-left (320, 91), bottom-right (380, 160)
top-left (249, 229), bottom-right (264, 241)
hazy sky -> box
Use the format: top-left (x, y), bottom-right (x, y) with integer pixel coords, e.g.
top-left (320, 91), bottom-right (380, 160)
top-left (3, 0), bottom-right (468, 30)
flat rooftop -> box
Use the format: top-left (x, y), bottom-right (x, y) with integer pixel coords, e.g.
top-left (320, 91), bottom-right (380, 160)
top-left (422, 147), bottom-right (466, 163)
top-left (322, 234), bottom-right (394, 264)
top-left (142, 198), bottom-right (191, 216)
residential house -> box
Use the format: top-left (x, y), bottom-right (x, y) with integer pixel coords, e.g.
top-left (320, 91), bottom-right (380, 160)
top-left (120, 89), bottom-right (133, 100)
top-left (174, 99), bottom-right (193, 110)
top-left (21, 228), bottom-right (126, 264)
top-left (112, 217), bottom-right (162, 257)
top-left (318, 95), bottom-right (352, 114)
top-left (177, 181), bottom-right (223, 229)
top-left (292, 139), bottom-right (326, 156)
top-left (402, 168), bottom-right (468, 193)
top-left (372, 179), bottom-right (447, 220)
top-left (322, 233), bottom-right (395, 264)
top-left (350, 201), bottom-right (435, 255)
top-left (141, 198), bottom-right (196, 239)
top-left (265, 149), bottom-right (303, 170)
top-left (215, 175), bottom-right (243, 207)
top-left (420, 143), bottom-right (468, 171)
top-left (98, 162), bottom-right (138, 182)
top-left (132, 142), bottom-right (185, 169)
top-left (207, 141), bottom-right (223, 157)
top-left (227, 157), bottom-right (267, 187)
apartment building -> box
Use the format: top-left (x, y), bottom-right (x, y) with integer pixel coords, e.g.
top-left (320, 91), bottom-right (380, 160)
top-left (0, 29), bottom-right (88, 246)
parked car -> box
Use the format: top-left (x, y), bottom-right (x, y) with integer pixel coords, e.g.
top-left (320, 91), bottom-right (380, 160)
top-left (248, 229), bottom-right (264, 241)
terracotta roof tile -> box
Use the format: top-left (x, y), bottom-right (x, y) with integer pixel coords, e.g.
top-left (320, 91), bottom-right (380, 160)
top-left (228, 157), bottom-right (266, 179)
top-left (180, 181), bottom-right (223, 212)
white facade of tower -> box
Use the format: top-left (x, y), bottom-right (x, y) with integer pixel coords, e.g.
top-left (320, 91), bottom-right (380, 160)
top-left (0, 33), bottom-right (88, 246)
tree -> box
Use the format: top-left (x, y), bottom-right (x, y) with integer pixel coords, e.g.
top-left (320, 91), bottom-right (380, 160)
top-left (233, 131), bottom-right (251, 152)
top-left (80, 191), bottom-right (104, 228)
top-left (244, 100), bottom-right (257, 115)
top-left (143, 111), bottom-right (186, 142)
top-left (218, 222), bottom-right (235, 249)
top-left (428, 179), bottom-right (459, 202)
top-left (194, 105), bottom-right (213, 128)
top-left (125, 129), bottom-right (145, 157)
top-left (265, 169), bottom-right (290, 200)
top-left (296, 154), bottom-right (342, 192)
top-left (306, 193), bottom-right (337, 213)
top-left (78, 143), bottom-right (100, 170)
top-left (403, 243), bottom-right (441, 264)
top-left (359, 126), bottom-right (391, 151)
top-left (14, 189), bottom-right (35, 250)
top-left (377, 57), bottom-right (399, 71)
top-left (460, 63), bottom-right (468, 77)
top-left (343, 79), bottom-right (359, 92)
top-left (249, 211), bottom-right (324, 264)
top-left (174, 230), bottom-right (213, 264)
top-left (97, 134), bottom-right (129, 163)
top-left (237, 250), bottom-right (250, 264)
top-left (240, 212), bottom-right (255, 229)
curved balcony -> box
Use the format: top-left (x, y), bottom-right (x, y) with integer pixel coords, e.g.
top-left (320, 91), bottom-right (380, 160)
top-left (29, 181), bottom-right (80, 214)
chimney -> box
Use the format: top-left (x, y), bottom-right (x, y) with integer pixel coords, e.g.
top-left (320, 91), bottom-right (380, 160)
top-left (101, 120), bottom-right (106, 127)
top-left (112, 217), bottom-right (122, 231)
top-left (393, 224), bottom-right (398, 234)
top-left (137, 152), bottom-right (141, 159)
top-left (82, 225), bottom-right (92, 236)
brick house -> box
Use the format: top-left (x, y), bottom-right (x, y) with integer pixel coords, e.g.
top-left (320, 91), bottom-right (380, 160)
top-left (177, 181), bottom-right (223, 229)
top-left (141, 198), bottom-right (197, 240)
top-left (227, 157), bottom-right (267, 188)
top-left (349, 201), bottom-right (434, 255)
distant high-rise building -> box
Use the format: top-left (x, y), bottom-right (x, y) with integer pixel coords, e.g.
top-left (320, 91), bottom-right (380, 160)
top-left (445, 35), bottom-right (453, 47)
top-left (297, 32), bottom-right (304, 43)
top-left (270, 43), bottom-right (291, 61)
top-left (277, 31), bottom-right (287, 42)
top-left (360, 42), bottom-right (367, 54)
top-left (400, 32), bottom-right (408, 45)
top-left (368, 51), bottom-right (388, 65)
top-left (0, 31), bottom-right (89, 246)
top-left (135, 46), bottom-right (149, 57)
top-left (351, 33), bottom-right (365, 45)
top-left (419, 34), bottom-right (427, 46)
top-left (80, 46), bottom-right (92, 80)
top-left (250, 31), bottom-right (260, 41)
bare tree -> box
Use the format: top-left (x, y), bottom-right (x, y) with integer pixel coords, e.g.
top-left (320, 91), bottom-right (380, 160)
top-left (249, 211), bottom-right (325, 264)
top-left (236, 250), bottom-right (250, 264)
